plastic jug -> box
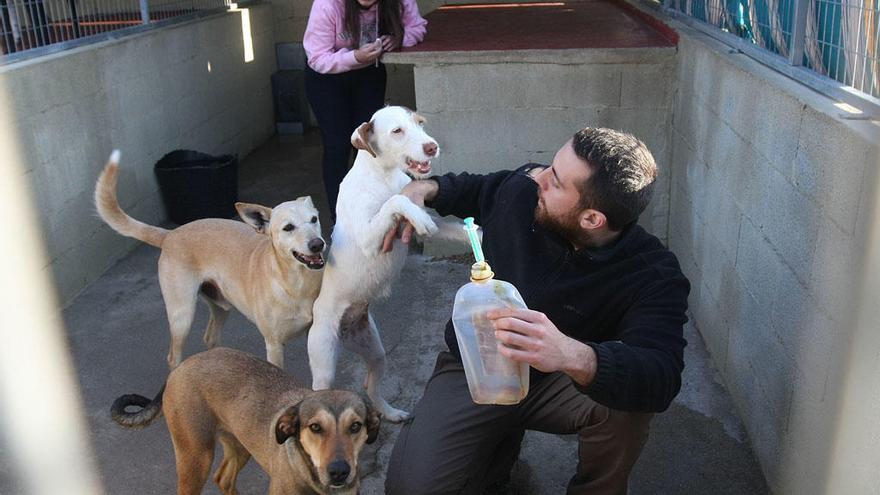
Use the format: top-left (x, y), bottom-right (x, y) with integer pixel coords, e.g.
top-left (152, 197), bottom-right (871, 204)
top-left (452, 217), bottom-right (530, 405)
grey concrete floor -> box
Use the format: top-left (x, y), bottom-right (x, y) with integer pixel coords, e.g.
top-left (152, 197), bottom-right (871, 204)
top-left (3, 132), bottom-right (769, 494)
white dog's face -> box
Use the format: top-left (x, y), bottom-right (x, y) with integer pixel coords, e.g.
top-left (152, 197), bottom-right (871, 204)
top-left (236, 197), bottom-right (326, 270)
top-left (350, 106), bottom-right (440, 178)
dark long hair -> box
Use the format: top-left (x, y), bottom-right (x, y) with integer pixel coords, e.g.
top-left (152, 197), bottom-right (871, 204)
top-left (344, 0), bottom-right (404, 49)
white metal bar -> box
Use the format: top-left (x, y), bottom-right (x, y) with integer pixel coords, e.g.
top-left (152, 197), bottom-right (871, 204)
top-left (834, 0), bottom-right (842, 83)
top-left (21, 0), bottom-right (37, 49)
top-left (789, 0), bottom-right (809, 65)
top-left (62, 0), bottom-right (73, 41)
top-left (855, 0), bottom-right (865, 91)
top-left (79, 0), bottom-right (92, 36)
top-left (42, 0), bottom-right (56, 42)
top-left (860, 2), bottom-right (870, 94)
top-left (870, 0), bottom-right (880, 96)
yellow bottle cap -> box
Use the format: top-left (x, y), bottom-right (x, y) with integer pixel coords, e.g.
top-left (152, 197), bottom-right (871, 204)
top-left (470, 261), bottom-right (495, 282)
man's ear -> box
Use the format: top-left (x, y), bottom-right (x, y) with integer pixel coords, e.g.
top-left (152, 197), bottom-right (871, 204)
top-left (360, 394), bottom-right (382, 444)
top-left (236, 202), bottom-right (273, 234)
top-left (579, 209), bottom-right (606, 231)
top-left (350, 121), bottom-right (377, 158)
top-left (275, 403), bottom-right (301, 444)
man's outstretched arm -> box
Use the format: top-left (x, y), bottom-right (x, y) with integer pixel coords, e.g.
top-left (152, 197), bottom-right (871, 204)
top-left (381, 169), bottom-right (514, 252)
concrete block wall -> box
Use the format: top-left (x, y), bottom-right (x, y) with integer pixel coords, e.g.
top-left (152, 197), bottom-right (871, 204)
top-left (668, 22), bottom-right (880, 494)
top-left (272, 0), bottom-right (312, 42)
top-left (0, 4), bottom-right (278, 305)
top-left (410, 49), bottom-right (677, 241)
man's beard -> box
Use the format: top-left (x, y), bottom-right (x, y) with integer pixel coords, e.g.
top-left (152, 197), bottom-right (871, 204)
top-left (534, 199), bottom-right (586, 247)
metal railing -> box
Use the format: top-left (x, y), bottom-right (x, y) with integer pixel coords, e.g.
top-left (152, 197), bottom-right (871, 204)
top-left (1, 0), bottom-right (230, 58)
top-left (667, 0), bottom-right (880, 105)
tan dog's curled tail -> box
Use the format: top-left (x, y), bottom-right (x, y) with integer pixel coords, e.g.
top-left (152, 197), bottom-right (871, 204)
top-left (110, 384), bottom-right (165, 428)
top-left (95, 150), bottom-right (168, 248)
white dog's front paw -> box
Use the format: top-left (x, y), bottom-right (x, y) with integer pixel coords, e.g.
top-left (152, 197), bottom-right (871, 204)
top-left (410, 211), bottom-right (438, 237)
top-left (311, 377), bottom-right (333, 391)
top-left (380, 404), bottom-right (411, 423)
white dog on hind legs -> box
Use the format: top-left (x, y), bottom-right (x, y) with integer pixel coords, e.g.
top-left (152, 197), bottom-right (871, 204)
top-left (308, 106), bottom-right (439, 422)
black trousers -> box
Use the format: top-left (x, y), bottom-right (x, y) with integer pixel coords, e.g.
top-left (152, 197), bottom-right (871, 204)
top-left (304, 64), bottom-right (387, 218)
top-left (386, 352), bottom-right (653, 495)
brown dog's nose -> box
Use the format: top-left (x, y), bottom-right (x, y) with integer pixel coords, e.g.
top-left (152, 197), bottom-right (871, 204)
top-left (423, 142), bottom-right (438, 157)
top-left (308, 238), bottom-right (325, 253)
top-left (328, 460), bottom-right (350, 485)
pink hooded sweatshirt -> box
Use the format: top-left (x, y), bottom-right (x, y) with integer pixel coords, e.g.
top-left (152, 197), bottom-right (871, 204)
top-left (303, 0), bottom-right (427, 74)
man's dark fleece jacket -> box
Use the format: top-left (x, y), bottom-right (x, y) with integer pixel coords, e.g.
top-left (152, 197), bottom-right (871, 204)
top-left (427, 165), bottom-right (690, 414)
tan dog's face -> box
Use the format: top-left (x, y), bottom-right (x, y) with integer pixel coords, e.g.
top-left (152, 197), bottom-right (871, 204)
top-left (350, 106), bottom-right (440, 179)
top-left (275, 390), bottom-right (381, 492)
top-left (236, 197), bottom-right (326, 270)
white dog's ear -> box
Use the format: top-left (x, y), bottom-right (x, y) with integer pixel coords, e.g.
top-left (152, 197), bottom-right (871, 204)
top-left (236, 202), bottom-right (272, 234)
top-left (351, 121), bottom-right (377, 158)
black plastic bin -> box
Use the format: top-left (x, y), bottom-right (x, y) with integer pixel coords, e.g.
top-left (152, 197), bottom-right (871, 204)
top-left (154, 150), bottom-right (238, 225)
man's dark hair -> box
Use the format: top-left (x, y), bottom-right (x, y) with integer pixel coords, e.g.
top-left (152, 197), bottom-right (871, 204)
top-left (572, 128), bottom-right (657, 231)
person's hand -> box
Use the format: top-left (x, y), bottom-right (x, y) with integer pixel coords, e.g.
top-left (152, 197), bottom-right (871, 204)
top-left (488, 308), bottom-right (597, 385)
top-left (380, 180), bottom-right (439, 253)
top-left (379, 35), bottom-right (400, 52)
top-left (381, 221), bottom-right (415, 253)
top-left (354, 40), bottom-right (383, 64)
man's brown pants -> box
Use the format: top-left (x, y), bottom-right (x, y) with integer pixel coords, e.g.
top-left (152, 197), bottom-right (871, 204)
top-left (385, 352), bottom-right (652, 495)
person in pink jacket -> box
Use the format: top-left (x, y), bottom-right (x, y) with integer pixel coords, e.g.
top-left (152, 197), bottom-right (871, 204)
top-left (303, 0), bottom-right (428, 220)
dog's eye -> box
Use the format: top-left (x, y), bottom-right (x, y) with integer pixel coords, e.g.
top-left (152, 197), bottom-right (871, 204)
top-left (349, 422), bottom-right (362, 434)
top-left (309, 424), bottom-right (323, 434)
top-left (283, 224), bottom-right (295, 232)
top-left (310, 216), bottom-right (317, 224)
top-left (391, 128), bottom-right (403, 134)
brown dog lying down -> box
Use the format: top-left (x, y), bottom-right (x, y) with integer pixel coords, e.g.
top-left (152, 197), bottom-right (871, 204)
top-left (111, 348), bottom-right (380, 495)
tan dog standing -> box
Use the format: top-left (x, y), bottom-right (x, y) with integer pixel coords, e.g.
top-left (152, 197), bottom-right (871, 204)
top-left (112, 347), bottom-right (380, 494)
top-left (94, 151), bottom-right (326, 368)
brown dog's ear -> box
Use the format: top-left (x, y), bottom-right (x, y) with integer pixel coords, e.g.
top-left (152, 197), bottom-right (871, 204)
top-left (236, 202), bottom-right (273, 234)
top-left (350, 121), bottom-right (377, 158)
top-left (360, 394), bottom-right (382, 444)
top-left (275, 404), bottom-right (301, 444)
